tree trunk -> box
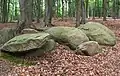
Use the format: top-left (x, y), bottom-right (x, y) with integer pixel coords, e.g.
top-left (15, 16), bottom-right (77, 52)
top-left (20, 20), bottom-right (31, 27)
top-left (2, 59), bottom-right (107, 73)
top-left (75, 0), bottom-right (81, 27)
top-left (0, 0), bottom-right (1, 22)
top-left (62, 0), bottom-right (64, 20)
top-left (68, 0), bottom-right (72, 17)
top-left (85, 0), bottom-right (89, 18)
top-left (97, 0), bottom-right (101, 18)
top-left (103, 0), bottom-right (107, 21)
top-left (52, 0), bottom-right (57, 18)
top-left (2, 0), bottom-right (8, 23)
top-left (16, 0), bottom-right (33, 34)
top-left (44, 0), bottom-right (53, 27)
top-left (93, 8), bottom-right (95, 19)
top-left (116, 0), bottom-right (119, 18)
top-left (56, 0), bottom-right (59, 18)
top-left (7, 0), bottom-right (10, 22)
top-left (93, 0), bottom-right (96, 19)
top-left (81, 0), bottom-right (86, 24)
top-left (65, 0), bottom-right (68, 18)
top-left (112, 0), bottom-right (116, 19)
top-left (36, 0), bottom-right (41, 23)
top-left (14, 1), bottom-right (18, 20)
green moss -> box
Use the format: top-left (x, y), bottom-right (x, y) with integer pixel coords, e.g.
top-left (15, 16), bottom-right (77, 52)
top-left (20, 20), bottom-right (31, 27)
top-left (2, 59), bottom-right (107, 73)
top-left (5, 33), bottom-right (50, 44)
top-left (0, 52), bottom-right (34, 66)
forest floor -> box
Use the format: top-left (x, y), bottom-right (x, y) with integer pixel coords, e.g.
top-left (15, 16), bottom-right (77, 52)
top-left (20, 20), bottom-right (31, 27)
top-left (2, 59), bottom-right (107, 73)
top-left (0, 18), bottom-right (120, 76)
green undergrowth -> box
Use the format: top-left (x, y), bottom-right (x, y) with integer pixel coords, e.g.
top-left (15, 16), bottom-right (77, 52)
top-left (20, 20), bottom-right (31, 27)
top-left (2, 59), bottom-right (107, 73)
top-left (0, 52), bottom-right (35, 66)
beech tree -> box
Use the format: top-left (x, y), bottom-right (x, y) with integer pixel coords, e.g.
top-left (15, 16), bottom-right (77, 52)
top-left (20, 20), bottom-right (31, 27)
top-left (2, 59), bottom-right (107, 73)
top-left (75, 0), bottom-right (81, 27)
top-left (85, 0), bottom-right (89, 18)
top-left (62, 0), bottom-right (64, 20)
top-left (103, 0), bottom-right (107, 21)
top-left (16, 0), bottom-right (33, 34)
top-left (44, 0), bottom-right (53, 27)
top-left (1, 0), bottom-right (8, 23)
top-left (81, 0), bottom-right (86, 24)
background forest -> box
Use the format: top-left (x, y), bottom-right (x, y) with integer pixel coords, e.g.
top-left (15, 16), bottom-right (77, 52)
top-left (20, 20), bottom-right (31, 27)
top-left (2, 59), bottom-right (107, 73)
top-left (0, 0), bottom-right (120, 25)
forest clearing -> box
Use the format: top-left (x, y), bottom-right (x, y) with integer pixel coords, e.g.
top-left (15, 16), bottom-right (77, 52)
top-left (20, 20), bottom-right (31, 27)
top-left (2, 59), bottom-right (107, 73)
top-left (0, 0), bottom-right (120, 76)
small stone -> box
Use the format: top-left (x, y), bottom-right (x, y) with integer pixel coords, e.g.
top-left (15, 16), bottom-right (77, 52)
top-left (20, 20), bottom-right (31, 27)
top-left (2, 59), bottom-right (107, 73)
top-left (76, 41), bottom-right (102, 56)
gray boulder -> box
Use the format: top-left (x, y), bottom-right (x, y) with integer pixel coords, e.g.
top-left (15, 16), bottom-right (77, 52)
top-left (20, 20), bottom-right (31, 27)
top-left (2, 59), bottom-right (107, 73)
top-left (45, 26), bottom-right (89, 49)
top-left (0, 28), bottom-right (16, 46)
top-left (26, 39), bottom-right (56, 56)
top-left (1, 33), bottom-right (50, 52)
top-left (78, 22), bottom-right (116, 46)
top-left (76, 41), bottom-right (102, 56)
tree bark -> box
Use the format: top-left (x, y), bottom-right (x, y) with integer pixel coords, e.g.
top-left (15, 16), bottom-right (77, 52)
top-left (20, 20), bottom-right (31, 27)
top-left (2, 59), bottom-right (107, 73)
top-left (16, 0), bottom-right (33, 34)
top-left (36, 0), bottom-right (41, 23)
top-left (93, 0), bottom-right (97, 19)
top-left (116, 0), bottom-right (119, 18)
top-left (2, 0), bottom-right (8, 23)
top-left (85, 0), bottom-right (89, 18)
top-left (62, 0), bottom-right (64, 20)
top-left (112, 0), bottom-right (116, 19)
top-left (44, 0), bottom-right (53, 27)
top-left (103, 0), bottom-right (107, 21)
top-left (81, 0), bottom-right (86, 24)
top-left (75, 0), bottom-right (81, 27)
top-left (68, 0), bottom-right (72, 17)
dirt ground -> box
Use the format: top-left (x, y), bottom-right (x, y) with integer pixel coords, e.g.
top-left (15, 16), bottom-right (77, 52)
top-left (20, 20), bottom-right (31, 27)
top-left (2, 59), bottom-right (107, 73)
top-left (0, 18), bottom-right (120, 76)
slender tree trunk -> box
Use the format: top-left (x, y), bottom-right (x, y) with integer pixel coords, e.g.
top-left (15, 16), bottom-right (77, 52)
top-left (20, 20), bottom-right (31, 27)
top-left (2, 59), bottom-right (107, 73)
top-left (0, 0), bottom-right (2, 22)
top-left (93, 8), bottom-right (95, 19)
top-left (7, 0), bottom-right (10, 22)
top-left (14, 1), bottom-right (18, 20)
top-left (68, 0), bottom-right (72, 17)
top-left (116, 0), bottom-right (119, 18)
top-left (2, 0), bottom-right (8, 23)
top-left (89, 6), bottom-right (91, 17)
top-left (112, 0), bottom-right (116, 19)
top-left (81, 0), bottom-right (86, 24)
top-left (93, 0), bottom-right (96, 19)
top-left (97, 0), bottom-right (101, 18)
top-left (36, 0), bottom-right (41, 23)
top-left (62, 0), bottom-right (64, 20)
top-left (103, 0), bottom-right (107, 21)
top-left (75, 0), bottom-right (81, 27)
top-left (65, 0), bottom-right (68, 18)
top-left (56, 0), bottom-right (59, 18)
top-left (44, 0), bottom-right (53, 26)
top-left (85, 0), bottom-right (89, 18)
top-left (52, 0), bottom-right (57, 18)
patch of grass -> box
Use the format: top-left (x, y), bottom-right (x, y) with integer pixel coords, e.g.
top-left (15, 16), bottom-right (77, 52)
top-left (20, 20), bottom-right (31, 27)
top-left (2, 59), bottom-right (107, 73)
top-left (0, 52), bottom-right (35, 66)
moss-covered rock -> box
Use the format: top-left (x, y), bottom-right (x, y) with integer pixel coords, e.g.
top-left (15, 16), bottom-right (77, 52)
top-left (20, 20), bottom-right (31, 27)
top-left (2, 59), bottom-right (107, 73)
top-left (26, 39), bottom-right (56, 56)
top-left (78, 22), bottom-right (116, 46)
top-left (1, 33), bottom-right (50, 52)
top-left (76, 41), bottom-right (102, 56)
top-left (0, 28), bottom-right (16, 46)
top-left (45, 26), bottom-right (89, 49)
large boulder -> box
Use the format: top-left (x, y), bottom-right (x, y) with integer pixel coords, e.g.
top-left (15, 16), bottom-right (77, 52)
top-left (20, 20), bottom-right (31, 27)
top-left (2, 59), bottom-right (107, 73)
top-left (78, 22), bottom-right (116, 46)
top-left (45, 26), bottom-right (89, 49)
top-left (1, 33), bottom-right (50, 52)
top-left (76, 41), bottom-right (102, 56)
top-left (0, 28), bottom-right (16, 46)
top-left (26, 39), bottom-right (56, 56)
